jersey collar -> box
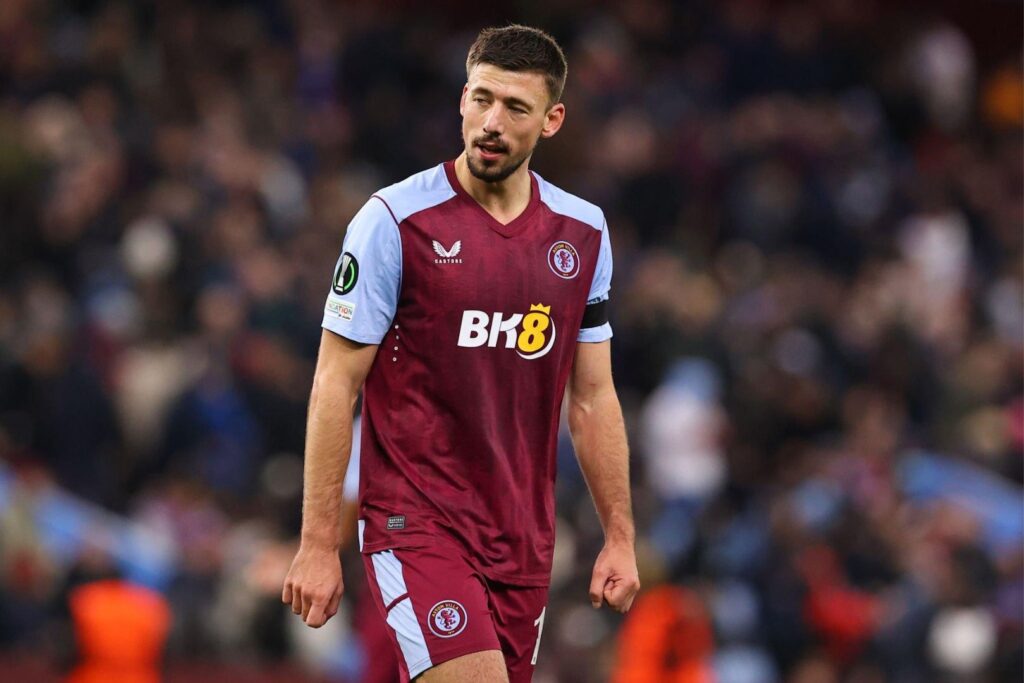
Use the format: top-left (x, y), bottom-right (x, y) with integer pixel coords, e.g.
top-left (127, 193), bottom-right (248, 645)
top-left (443, 160), bottom-right (541, 238)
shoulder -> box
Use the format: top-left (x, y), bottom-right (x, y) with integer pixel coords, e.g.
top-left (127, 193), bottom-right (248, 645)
top-left (532, 171), bottom-right (605, 232)
top-left (373, 163), bottom-right (457, 224)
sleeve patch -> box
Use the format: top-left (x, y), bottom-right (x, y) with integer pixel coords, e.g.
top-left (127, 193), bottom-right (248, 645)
top-left (333, 252), bottom-right (359, 295)
top-left (326, 297), bottom-right (356, 321)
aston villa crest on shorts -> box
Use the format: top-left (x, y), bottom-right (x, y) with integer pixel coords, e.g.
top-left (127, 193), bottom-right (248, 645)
top-left (427, 600), bottom-right (468, 638)
top-left (547, 241), bottom-right (580, 279)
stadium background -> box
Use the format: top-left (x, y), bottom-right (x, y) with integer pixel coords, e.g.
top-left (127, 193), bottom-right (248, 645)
top-left (0, 0), bottom-right (1021, 681)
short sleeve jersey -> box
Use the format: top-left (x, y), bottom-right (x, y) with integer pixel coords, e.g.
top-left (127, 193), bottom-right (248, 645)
top-left (322, 161), bottom-right (612, 586)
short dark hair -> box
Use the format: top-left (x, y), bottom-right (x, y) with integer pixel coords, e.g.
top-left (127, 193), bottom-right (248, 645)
top-left (466, 25), bottom-right (568, 106)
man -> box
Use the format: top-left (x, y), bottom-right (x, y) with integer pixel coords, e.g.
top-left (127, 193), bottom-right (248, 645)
top-left (282, 25), bottom-right (639, 683)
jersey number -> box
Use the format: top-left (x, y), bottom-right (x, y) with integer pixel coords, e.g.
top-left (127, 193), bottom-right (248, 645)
top-left (531, 607), bottom-right (547, 666)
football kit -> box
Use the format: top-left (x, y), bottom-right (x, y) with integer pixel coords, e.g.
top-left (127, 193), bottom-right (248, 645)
top-left (322, 160), bottom-right (612, 681)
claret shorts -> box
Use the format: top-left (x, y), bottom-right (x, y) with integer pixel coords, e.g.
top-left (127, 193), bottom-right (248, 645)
top-left (361, 541), bottom-right (549, 682)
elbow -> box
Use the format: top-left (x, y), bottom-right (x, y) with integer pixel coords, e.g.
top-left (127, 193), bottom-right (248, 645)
top-left (568, 384), bottom-right (621, 434)
top-left (567, 397), bottom-right (591, 437)
top-left (310, 371), bottom-right (358, 414)
top-left (567, 405), bottom-right (580, 437)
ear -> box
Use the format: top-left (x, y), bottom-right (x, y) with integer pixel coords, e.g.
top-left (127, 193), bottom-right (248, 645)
top-left (459, 85), bottom-right (468, 117)
top-left (540, 102), bottom-right (565, 139)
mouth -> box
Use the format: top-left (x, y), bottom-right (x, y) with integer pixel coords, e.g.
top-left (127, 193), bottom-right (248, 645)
top-left (475, 140), bottom-right (508, 161)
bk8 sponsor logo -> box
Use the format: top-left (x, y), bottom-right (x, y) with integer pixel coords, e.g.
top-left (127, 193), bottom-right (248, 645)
top-left (457, 303), bottom-right (556, 359)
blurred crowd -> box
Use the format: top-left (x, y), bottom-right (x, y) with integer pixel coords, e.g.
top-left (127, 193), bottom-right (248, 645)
top-left (0, 0), bottom-right (1021, 682)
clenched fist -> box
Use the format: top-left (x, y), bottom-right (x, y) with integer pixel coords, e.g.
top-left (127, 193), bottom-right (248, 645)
top-left (281, 544), bottom-right (345, 628)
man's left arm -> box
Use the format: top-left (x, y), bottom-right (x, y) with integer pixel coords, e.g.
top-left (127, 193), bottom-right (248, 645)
top-left (567, 339), bottom-right (640, 613)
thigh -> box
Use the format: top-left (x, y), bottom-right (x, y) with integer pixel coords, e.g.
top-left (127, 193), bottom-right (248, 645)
top-left (362, 545), bottom-right (502, 682)
top-left (354, 588), bottom-right (401, 683)
top-left (415, 650), bottom-right (508, 683)
top-left (488, 582), bottom-right (550, 683)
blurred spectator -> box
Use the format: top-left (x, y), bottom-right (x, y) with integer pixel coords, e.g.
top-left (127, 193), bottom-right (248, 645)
top-left (66, 579), bottom-right (171, 683)
top-left (611, 583), bottom-right (714, 683)
top-left (641, 358), bottom-right (727, 564)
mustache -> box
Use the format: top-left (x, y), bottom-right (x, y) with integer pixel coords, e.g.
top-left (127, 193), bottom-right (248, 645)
top-left (474, 135), bottom-right (508, 152)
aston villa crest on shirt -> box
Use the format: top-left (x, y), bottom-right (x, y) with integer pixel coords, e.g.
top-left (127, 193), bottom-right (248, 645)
top-left (547, 241), bottom-right (580, 279)
top-left (433, 239), bottom-right (463, 264)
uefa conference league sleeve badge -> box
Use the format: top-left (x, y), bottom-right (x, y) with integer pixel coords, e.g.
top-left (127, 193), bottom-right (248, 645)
top-left (333, 252), bottom-right (359, 295)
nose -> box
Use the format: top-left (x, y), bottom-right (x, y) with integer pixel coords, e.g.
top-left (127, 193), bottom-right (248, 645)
top-left (481, 103), bottom-right (506, 136)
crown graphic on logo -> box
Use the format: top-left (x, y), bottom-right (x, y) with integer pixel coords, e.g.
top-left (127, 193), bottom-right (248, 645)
top-left (529, 303), bottom-right (551, 315)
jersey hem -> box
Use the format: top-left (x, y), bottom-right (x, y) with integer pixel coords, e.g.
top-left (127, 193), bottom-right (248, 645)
top-left (360, 537), bottom-right (552, 587)
top-left (407, 655), bottom-right (433, 679)
top-left (577, 323), bottom-right (613, 343)
top-left (321, 318), bottom-right (386, 345)
top-left (415, 641), bottom-right (505, 677)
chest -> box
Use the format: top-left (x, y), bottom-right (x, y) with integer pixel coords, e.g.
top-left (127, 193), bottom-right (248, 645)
top-left (398, 204), bottom-right (597, 314)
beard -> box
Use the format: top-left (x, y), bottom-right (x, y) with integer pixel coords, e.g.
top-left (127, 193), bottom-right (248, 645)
top-left (465, 139), bottom-right (534, 183)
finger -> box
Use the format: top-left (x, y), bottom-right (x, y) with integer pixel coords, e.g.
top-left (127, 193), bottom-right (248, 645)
top-left (306, 600), bottom-right (327, 628)
top-left (589, 568), bottom-right (609, 608)
top-left (325, 587), bottom-right (343, 619)
top-left (301, 591), bottom-right (314, 621)
top-left (291, 587), bottom-right (303, 615)
top-left (282, 580), bottom-right (292, 605)
top-left (606, 579), bottom-right (640, 612)
top-left (604, 583), bottom-right (625, 612)
top-left (605, 581), bottom-right (631, 612)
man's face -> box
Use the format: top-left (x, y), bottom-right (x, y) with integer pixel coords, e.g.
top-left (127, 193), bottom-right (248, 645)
top-left (460, 64), bottom-right (565, 183)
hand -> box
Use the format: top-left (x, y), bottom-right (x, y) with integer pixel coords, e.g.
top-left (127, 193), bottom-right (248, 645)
top-left (281, 543), bottom-right (344, 628)
top-left (589, 541), bottom-right (640, 613)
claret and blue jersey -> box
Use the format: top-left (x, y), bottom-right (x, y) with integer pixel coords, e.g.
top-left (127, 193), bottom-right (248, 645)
top-left (322, 160), bottom-right (612, 586)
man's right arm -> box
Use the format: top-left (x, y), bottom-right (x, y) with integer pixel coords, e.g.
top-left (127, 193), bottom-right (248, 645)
top-left (284, 192), bottom-right (401, 628)
top-left (282, 329), bottom-right (377, 628)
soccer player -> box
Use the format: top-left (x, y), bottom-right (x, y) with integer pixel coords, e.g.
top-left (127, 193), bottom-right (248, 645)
top-left (282, 24), bottom-right (639, 682)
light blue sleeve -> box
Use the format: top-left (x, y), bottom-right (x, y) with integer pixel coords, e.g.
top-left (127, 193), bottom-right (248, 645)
top-left (577, 219), bottom-right (613, 343)
top-left (322, 197), bottom-right (401, 344)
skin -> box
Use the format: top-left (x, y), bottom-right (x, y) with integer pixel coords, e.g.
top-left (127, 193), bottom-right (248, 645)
top-left (282, 62), bottom-right (639, 682)
top-left (418, 650), bottom-right (509, 683)
top-left (281, 331), bottom-right (374, 629)
top-left (454, 63), bottom-right (564, 225)
top-left (567, 340), bottom-right (639, 614)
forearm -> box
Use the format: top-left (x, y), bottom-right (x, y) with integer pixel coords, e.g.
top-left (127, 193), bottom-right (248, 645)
top-left (569, 386), bottom-right (634, 545)
top-left (300, 377), bottom-right (357, 551)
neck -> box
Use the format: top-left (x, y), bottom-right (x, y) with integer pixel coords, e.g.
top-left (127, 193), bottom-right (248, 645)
top-left (454, 152), bottom-right (533, 224)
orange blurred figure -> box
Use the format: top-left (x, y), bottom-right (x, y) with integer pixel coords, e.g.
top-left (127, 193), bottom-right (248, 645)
top-left (611, 584), bottom-right (715, 683)
top-left (65, 580), bottom-right (172, 683)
